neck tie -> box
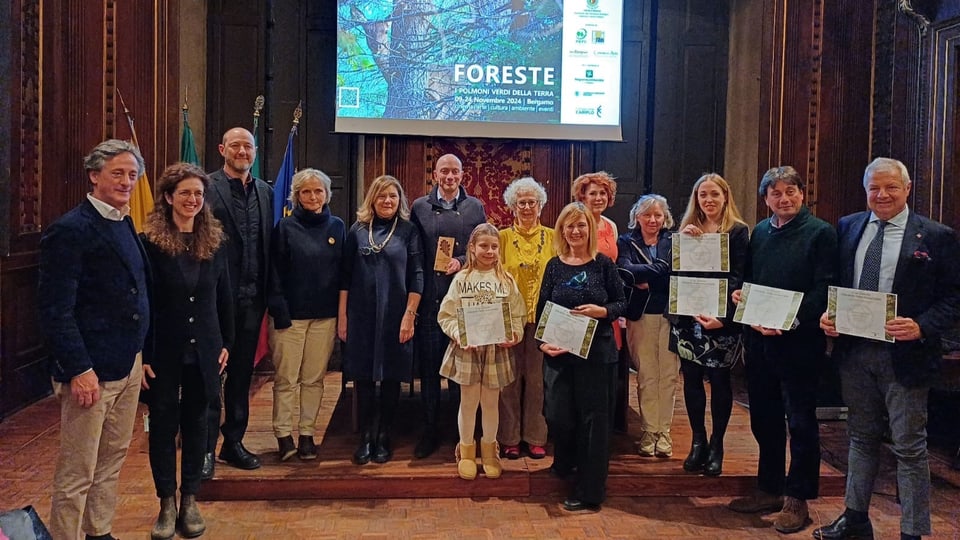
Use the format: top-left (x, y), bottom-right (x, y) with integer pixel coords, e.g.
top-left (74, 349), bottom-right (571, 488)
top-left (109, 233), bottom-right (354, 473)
top-left (858, 220), bottom-right (887, 291)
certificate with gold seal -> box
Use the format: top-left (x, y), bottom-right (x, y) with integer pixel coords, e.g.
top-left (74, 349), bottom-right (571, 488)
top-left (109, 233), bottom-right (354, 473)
top-left (827, 286), bottom-right (897, 343)
top-left (672, 233), bottom-right (729, 272)
top-left (535, 301), bottom-right (598, 359)
top-left (457, 302), bottom-right (513, 347)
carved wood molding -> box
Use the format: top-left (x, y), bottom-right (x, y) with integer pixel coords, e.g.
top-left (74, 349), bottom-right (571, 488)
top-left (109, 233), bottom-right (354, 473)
top-left (18, 0), bottom-right (40, 234)
top-left (104, 0), bottom-right (116, 138)
top-left (898, 0), bottom-right (931, 36)
top-left (805, 0), bottom-right (824, 207)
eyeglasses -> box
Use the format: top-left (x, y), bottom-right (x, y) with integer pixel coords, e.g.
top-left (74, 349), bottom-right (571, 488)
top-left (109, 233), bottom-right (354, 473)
top-left (174, 190), bottom-right (204, 199)
top-left (515, 200), bottom-right (540, 208)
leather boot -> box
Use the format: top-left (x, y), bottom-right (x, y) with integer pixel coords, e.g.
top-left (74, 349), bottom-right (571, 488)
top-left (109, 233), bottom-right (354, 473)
top-left (150, 496), bottom-right (177, 540)
top-left (480, 441), bottom-right (502, 479)
top-left (456, 441), bottom-right (478, 480)
top-left (682, 433), bottom-right (708, 472)
top-left (372, 430), bottom-right (392, 463)
top-left (200, 452), bottom-right (215, 480)
top-left (703, 436), bottom-right (724, 477)
top-left (353, 430), bottom-right (374, 465)
top-left (176, 494), bottom-right (206, 538)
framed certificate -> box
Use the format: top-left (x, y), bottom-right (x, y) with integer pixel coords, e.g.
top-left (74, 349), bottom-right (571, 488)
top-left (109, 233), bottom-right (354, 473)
top-left (457, 302), bottom-right (513, 347)
top-left (733, 282), bottom-right (804, 331)
top-left (827, 286), bottom-right (897, 343)
top-left (668, 276), bottom-right (728, 318)
top-left (535, 301), bottom-right (598, 359)
top-left (672, 233), bottom-right (729, 272)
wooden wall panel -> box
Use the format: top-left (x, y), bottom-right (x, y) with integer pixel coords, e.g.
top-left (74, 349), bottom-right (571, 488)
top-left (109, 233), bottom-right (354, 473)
top-left (1, 0), bottom-right (180, 418)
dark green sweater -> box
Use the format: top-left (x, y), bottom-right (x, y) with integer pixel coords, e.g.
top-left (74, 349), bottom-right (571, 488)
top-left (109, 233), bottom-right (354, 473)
top-left (746, 206), bottom-right (838, 328)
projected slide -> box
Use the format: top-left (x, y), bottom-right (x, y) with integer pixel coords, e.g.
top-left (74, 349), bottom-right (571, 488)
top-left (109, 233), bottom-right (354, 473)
top-left (336, 0), bottom-right (624, 141)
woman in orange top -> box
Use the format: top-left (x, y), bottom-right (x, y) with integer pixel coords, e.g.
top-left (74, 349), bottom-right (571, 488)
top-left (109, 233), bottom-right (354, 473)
top-left (572, 172), bottom-right (618, 261)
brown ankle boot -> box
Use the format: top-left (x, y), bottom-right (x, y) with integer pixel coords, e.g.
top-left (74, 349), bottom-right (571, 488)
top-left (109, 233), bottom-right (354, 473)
top-left (176, 494), bottom-right (206, 538)
top-left (150, 496), bottom-right (177, 540)
top-left (773, 496), bottom-right (810, 533)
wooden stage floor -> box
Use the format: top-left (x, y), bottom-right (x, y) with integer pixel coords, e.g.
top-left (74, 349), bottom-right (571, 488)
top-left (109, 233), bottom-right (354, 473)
top-left (199, 372), bottom-right (845, 501)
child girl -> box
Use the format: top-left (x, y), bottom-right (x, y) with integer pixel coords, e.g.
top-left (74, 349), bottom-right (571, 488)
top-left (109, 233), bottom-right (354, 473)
top-left (438, 223), bottom-right (526, 480)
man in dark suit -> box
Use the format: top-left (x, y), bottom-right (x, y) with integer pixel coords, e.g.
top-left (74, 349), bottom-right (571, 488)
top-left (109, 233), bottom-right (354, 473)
top-left (39, 139), bottom-right (151, 540)
top-left (816, 157), bottom-right (960, 540)
top-left (410, 153), bottom-right (487, 458)
top-left (203, 127), bottom-right (273, 474)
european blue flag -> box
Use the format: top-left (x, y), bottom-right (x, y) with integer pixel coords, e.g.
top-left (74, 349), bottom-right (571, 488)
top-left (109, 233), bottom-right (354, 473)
top-left (273, 125), bottom-right (297, 224)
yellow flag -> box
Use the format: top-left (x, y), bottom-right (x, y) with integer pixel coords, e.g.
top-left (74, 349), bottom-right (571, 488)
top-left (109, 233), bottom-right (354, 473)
top-left (129, 166), bottom-right (154, 232)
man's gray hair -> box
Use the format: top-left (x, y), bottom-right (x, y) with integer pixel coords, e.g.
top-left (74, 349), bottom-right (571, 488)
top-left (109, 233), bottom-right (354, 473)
top-left (863, 157), bottom-right (911, 188)
top-left (503, 177), bottom-right (548, 208)
top-left (83, 139), bottom-right (145, 176)
top-left (289, 168), bottom-right (333, 207)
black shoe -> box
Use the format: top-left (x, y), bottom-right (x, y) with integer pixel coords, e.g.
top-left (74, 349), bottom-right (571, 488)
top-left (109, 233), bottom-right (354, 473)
top-left (812, 514), bottom-right (874, 539)
top-left (414, 431), bottom-right (439, 459)
top-left (297, 435), bottom-right (317, 460)
top-left (86, 535), bottom-right (118, 540)
top-left (200, 452), bottom-right (215, 480)
top-left (218, 441), bottom-right (262, 470)
top-left (562, 498), bottom-right (600, 512)
top-left (372, 432), bottom-right (392, 463)
top-left (277, 435), bottom-right (297, 462)
top-left (703, 437), bottom-right (723, 477)
top-left (353, 431), bottom-right (374, 465)
top-left (682, 434), bottom-right (708, 472)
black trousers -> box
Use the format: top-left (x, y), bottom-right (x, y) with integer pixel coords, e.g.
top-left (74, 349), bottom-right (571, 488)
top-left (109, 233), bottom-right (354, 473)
top-left (149, 362), bottom-right (208, 497)
top-left (544, 358), bottom-right (617, 506)
top-left (355, 379), bottom-right (401, 434)
top-left (416, 317), bottom-right (459, 428)
top-left (209, 305), bottom-right (262, 448)
top-left (744, 329), bottom-right (823, 500)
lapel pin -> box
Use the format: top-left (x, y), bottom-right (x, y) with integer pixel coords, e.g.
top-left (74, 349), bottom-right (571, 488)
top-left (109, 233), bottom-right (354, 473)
top-left (328, 237), bottom-right (336, 245)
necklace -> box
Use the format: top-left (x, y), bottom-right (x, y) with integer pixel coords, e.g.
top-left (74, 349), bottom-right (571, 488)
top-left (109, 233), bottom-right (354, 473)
top-left (511, 225), bottom-right (546, 293)
top-left (361, 217), bottom-right (399, 255)
top-left (512, 224), bottom-right (545, 259)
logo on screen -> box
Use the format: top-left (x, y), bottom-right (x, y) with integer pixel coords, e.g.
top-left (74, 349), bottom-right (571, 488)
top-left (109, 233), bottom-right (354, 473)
top-left (576, 29), bottom-right (588, 44)
top-left (587, 0), bottom-right (599, 7)
top-left (585, 70), bottom-right (594, 78)
top-left (592, 30), bottom-right (605, 44)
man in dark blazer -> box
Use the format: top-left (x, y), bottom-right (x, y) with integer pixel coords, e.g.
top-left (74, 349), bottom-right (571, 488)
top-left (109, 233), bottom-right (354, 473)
top-left (39, 139), bottom-right (151, 540)
top-left (409, 153), bottom-right (487, 458)
top-left (203, 127), bottom-right (273, 474)
top-left (816, 158), bottom-right (960, 540)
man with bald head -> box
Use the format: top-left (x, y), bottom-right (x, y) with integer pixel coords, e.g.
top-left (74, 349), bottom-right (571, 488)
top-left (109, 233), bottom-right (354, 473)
top-left (410, 153), bottom-right (487, 457)
top-left (815, 158), bottom-right (960, 540)
top-left (203, 127), bottom-right (273, 474)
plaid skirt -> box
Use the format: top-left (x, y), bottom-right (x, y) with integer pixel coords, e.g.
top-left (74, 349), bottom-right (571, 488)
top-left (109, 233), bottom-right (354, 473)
top-left (439, 342), bottom-right (516, 389)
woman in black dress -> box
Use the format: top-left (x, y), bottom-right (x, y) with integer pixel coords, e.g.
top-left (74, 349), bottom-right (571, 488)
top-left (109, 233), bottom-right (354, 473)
top-left (538, 202), bottom-right (627, 512)
top-left (141, 163), bottom-right (234, 539)
top-left (338, 175), bottom-right (423, 464)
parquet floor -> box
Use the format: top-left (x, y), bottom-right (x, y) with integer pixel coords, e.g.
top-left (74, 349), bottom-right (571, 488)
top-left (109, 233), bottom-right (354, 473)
top-left (2, 371), bottom-right (959, 539)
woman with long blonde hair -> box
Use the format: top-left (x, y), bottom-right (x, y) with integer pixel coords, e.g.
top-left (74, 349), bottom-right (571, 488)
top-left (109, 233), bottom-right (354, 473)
top-left (672, 173), bottom-right (749, 477)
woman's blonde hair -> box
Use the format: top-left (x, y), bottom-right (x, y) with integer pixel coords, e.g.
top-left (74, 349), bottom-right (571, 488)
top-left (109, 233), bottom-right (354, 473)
top-left (462, 223), bottom-right (515, 287)
top-left (143, 162), bottom-right (224, 260)
top-left (571, 171), bottom-right (617, 209)
top-left (553, 202), bottom-right (598, 258)
top-left (356, 175), bottom-right (410, 223)
top-left (289, 168), bottom-right (332, 208)
top-left (679, 173), bottom-right (746, 233)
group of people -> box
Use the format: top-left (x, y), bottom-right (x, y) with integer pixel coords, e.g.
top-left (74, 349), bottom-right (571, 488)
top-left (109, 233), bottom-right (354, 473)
top-left (39, 128), bottom-right (958, 540)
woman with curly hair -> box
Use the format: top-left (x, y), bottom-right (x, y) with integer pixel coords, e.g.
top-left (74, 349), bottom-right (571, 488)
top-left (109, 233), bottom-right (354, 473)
top-left (141, 162), bottom-right (234, 539)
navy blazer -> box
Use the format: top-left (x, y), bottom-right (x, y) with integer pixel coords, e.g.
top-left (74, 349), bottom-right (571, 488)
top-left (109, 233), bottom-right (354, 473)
top-left (39, 199), bottom-right (152, 382)
top-left (141, 238), bottom-right (235, 403)
top-left (616, 228), bottom-right (672, 320)
top-left (206, 169), bottom-right (273, 306)
top-left (835, 210), bottom-right (960, 386)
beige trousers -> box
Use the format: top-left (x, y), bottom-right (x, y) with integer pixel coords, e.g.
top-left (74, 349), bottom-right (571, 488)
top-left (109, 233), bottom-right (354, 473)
top-left (498, 323), bottom-right (548, 446)
top-left (625, 314), bottom-right (678, 433)
top-left (269, 317), bottom-right (336, 437)
top-left (49, 355), bottom-right (141, 540)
